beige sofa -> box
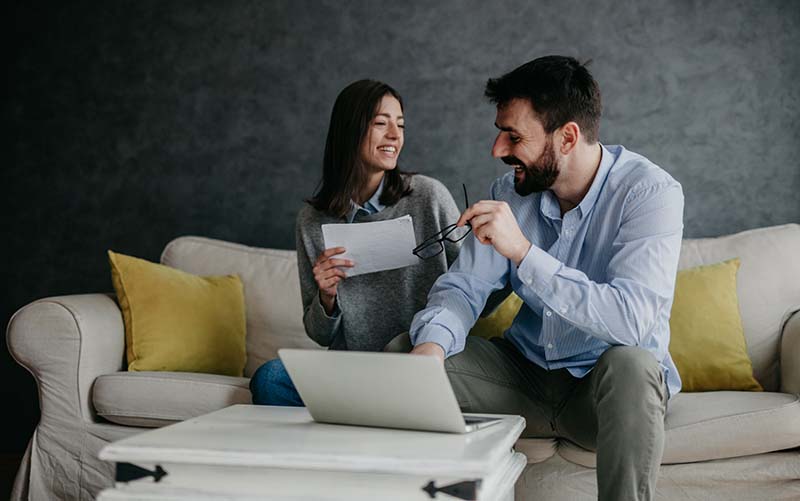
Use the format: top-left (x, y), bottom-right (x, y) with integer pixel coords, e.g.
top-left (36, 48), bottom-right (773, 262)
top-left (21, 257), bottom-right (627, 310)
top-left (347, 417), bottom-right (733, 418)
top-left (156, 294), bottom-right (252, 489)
top-left (7, 223), bottom-right (800, 500)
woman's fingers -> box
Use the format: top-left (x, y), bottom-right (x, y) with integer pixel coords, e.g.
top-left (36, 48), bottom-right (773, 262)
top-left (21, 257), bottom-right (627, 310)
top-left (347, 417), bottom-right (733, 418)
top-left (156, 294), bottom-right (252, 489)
top-left (316, 247), bottom-right (347, 264)
top-left (312, 259), bottom-right (353, 279)
top-left (319, 276), bottom-right (342, 291)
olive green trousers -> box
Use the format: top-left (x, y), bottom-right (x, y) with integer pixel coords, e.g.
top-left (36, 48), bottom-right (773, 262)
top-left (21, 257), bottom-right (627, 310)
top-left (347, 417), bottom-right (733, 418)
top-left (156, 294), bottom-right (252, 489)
top-left (385, 334), bottom-right (668, 501)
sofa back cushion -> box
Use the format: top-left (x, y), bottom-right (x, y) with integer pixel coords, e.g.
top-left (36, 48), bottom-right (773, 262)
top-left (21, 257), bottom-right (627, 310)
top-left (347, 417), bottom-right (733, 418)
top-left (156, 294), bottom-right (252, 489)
top-left (676, 224), bottom-right (800, 391)
top-left (162, 224), bottom-right (800, 388)
top-left (161, 237), bottom-right (318, 377)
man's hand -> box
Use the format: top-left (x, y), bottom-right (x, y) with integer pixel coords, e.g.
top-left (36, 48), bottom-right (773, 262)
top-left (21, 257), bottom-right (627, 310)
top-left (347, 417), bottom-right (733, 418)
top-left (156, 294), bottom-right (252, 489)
top-left (410, 342), bottom-right (445, 362)
top-left (457, 200), bottom-right (532, 266)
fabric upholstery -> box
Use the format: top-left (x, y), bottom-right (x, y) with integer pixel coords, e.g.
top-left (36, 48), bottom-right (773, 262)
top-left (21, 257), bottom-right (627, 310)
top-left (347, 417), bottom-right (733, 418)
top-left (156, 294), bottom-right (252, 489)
top-left (557, 391), bottom-right (800, 467)
top-left (93, 371), bottom-right (251, 427)
top-left (668, 258), bottom-right (762, 392)
top-left (517, 451), bottom-right (800, 501)
top-left (109, 250), bottom-right (247, 376)
top-left (676, 224), bottom-right (800, 391)
top-left (469, 292), bottom-right (523, 339)
top-left (6, 224), bottom-right (800, 501)
top-left (782, 311), bottom-right (800, 394)
top-left (514, 438), bottom-right (558, 464)
top-left (161, 237), bottom-right (318, 377)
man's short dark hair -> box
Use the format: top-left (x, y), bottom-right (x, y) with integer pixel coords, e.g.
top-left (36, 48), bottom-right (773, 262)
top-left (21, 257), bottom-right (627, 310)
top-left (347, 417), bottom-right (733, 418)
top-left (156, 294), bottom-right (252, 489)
top-left (485, 56), bottom-right (602, 143)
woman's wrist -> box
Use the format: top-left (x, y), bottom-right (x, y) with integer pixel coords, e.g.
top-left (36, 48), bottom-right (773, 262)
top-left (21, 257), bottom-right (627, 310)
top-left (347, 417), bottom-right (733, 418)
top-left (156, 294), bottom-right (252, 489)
top-left (320, 291), bottom-right (337, 315)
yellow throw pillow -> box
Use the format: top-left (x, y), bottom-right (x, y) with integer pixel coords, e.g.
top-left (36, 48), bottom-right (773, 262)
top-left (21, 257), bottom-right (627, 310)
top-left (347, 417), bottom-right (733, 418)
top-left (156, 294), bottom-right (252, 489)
top-left (108, 250), bottom-right (247, 376)
top-left (669, 258), bottom-right (762, 392)
top-left (469, 292), bottom-right (523, 339)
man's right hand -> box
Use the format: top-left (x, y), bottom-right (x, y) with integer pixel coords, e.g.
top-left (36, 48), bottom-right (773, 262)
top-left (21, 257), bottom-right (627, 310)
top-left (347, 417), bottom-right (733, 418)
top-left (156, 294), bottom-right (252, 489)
top-left (410, 342), bottom-right (445, 362)
top-left (313, 247), bottom-right (354, 315)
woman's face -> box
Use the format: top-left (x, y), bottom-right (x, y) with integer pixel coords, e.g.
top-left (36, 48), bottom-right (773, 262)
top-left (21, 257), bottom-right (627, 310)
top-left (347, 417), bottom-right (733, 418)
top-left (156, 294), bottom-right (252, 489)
top-left (359, 95), bottom-right (404, 173)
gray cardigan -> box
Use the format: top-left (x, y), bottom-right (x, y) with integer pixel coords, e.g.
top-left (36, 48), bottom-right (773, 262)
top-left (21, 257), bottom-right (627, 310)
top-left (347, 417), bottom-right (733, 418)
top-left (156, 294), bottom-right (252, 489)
top-left (295, 174), bottom-right (461, 351)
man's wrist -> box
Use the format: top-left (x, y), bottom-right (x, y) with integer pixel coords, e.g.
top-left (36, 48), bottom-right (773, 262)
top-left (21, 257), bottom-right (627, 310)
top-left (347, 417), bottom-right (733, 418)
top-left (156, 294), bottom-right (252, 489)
top-left (512, 240), bottom-right (532, 267)
top-left (411, 342), bottom-right (446, 361)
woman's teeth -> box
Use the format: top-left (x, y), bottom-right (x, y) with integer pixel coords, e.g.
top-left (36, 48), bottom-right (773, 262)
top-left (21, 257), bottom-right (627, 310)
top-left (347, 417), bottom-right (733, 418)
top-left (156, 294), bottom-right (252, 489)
top-left (379, 146), bottom-right (396, 153)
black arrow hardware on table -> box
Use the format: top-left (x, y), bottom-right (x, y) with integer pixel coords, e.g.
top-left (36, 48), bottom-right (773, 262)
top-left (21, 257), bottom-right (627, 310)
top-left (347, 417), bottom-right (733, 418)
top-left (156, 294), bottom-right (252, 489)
top-left (116, 462), bottom-right (168, 483)
top-left (422, 479), bottom-right (482, 500)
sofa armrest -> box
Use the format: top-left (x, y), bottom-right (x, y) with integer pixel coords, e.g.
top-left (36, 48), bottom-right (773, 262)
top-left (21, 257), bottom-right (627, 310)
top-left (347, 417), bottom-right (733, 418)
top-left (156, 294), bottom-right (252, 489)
top-left (6, 294), bottom-right (125, 424)
top-left (781, 310), bottom-right (800, 394)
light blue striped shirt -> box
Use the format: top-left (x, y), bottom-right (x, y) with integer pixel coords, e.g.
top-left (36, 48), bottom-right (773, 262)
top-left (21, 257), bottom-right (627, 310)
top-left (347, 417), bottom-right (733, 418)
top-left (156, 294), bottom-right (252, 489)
top-left (346, 177), bottom-right (385, 223)
top-left (410, 144), bottom-right (685, 398)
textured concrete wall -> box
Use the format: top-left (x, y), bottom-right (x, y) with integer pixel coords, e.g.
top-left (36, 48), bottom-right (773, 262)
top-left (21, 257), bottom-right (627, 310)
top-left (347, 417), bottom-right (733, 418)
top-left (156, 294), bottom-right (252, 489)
top-left (4, 1), bottom-right (799, 453)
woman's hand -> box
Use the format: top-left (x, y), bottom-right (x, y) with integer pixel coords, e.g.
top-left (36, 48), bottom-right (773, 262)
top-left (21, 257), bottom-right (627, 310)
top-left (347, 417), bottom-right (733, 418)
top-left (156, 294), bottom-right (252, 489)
top-left (312, 247), bottom-right (354, 315)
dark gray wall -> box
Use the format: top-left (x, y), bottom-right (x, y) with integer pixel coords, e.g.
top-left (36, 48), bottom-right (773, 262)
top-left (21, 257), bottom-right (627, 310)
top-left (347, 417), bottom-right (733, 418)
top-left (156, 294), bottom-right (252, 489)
top-left (4, 1), bottom-right (799, 454)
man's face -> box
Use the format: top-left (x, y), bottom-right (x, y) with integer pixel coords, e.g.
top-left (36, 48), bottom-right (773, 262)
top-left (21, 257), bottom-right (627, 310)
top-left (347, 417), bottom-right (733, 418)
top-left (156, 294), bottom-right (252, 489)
top-left (491, 98), bottom-right (559, 196)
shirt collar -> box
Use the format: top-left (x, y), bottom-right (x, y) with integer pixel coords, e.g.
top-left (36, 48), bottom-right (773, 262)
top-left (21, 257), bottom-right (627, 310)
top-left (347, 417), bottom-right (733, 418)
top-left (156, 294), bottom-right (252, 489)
top-left (539, 143), bottom-right (614, 221)
top-left (346, 176), bottom-right (386, 223)
top-left (575, 143), bottom-right (614, 217)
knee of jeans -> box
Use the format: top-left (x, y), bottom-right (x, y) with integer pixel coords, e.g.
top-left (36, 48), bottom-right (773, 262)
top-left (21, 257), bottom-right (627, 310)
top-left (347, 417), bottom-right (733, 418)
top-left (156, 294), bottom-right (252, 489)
top-left (595, 346), bottom-right (660, 383)
top-left (249, 359), bottom-right (283, 400)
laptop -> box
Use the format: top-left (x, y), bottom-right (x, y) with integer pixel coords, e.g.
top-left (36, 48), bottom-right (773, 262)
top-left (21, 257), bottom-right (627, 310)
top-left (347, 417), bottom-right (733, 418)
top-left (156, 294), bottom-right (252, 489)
top-left (278, 349), bottom-right (503, 434)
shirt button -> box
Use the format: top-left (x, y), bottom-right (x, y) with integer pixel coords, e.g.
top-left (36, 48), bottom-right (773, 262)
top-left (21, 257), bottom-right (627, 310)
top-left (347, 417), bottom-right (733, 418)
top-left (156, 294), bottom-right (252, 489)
top-left (545, 310), bottom-right (552, 317)
top-left (547, 343), bottom-right (553, 349)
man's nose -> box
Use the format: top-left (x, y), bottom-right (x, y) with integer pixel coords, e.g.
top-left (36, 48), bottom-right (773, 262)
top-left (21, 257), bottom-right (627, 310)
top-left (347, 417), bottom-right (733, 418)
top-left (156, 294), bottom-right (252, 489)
top-left (491, 134), bottom-right (508, 158)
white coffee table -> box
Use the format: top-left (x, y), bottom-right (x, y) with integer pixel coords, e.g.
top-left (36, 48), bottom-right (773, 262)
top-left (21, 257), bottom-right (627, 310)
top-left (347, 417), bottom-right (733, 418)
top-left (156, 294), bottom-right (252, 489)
top-left (97, 404), bottom-right (527, 500)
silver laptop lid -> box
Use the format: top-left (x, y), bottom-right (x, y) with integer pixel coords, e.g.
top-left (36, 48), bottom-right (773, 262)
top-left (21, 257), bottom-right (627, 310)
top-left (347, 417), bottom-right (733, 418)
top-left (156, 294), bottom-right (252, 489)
top-left (278, 349), bottom-right (470, 433)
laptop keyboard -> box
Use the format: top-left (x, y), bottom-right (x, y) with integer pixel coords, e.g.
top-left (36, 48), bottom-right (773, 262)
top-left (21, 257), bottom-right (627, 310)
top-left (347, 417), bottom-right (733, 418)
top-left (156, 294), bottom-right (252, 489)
top-left (464, 416), bottom-right (497, 425)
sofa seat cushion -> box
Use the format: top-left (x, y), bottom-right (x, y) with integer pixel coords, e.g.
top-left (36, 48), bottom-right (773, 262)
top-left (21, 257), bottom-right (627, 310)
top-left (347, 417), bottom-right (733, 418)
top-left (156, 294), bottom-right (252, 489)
top-left (514, 438), bottom-right (557, 464)
top-left (93, 371), bottom-right (251, 427)
top-left (558, 391), bottom-right (800, 467)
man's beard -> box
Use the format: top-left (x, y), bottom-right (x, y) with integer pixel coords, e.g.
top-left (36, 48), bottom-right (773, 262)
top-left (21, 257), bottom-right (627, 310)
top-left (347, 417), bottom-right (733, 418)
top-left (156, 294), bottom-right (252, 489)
top-left (504, 137), bottom-right (559, 196)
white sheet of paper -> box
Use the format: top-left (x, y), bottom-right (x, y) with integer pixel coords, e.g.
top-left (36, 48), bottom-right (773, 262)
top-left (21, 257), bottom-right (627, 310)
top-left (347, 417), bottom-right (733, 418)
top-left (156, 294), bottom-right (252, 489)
top-left (321, 215), bottom-right (420, 277)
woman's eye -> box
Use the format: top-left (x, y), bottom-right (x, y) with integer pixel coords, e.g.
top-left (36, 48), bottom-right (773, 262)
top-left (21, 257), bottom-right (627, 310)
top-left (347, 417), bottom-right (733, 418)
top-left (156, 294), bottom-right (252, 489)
top-left (374, 122), bottom-right (386, 126)
top-left (398, 124), bottom-right (405, 129)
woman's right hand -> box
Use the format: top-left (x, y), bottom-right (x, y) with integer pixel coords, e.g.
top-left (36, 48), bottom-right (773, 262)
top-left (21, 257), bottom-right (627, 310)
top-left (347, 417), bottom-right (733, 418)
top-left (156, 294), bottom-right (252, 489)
top-left (312, 247), bottom-right (354, 315)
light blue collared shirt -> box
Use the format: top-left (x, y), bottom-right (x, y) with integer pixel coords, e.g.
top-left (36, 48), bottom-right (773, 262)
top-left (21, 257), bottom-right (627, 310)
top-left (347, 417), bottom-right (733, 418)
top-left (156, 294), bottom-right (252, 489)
top-left (410, 145), bottom-right (685, 398)
top-left (346, 177), bottom-right (386, 223)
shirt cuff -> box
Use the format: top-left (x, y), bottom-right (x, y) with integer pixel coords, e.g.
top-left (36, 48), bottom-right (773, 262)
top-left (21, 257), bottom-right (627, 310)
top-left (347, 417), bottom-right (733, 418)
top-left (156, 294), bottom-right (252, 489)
top-left (412, 327), bottom-right (454, 358)
top-left (516, 245), bottom-right (562, 295)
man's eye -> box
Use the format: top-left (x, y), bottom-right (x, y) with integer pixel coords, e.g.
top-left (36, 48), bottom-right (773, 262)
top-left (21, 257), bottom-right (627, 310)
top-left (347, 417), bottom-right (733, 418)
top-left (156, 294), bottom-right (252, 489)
top-left (510, 135), bottom-right (521, 143)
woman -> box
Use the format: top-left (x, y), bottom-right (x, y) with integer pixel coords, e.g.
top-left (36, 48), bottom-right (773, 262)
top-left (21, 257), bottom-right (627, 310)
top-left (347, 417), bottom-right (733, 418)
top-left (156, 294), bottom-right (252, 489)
top-left (250, 79), bottom-right (462, 405)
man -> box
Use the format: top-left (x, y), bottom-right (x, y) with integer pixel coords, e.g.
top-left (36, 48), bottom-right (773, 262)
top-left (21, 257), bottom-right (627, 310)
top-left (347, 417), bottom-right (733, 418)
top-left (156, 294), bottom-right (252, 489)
top-left (409, 56), bottom-right (684, 501)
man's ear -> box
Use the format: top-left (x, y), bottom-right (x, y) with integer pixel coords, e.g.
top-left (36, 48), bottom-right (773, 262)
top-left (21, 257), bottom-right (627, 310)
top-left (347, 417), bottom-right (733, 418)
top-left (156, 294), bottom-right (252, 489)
top-left (558, 122), bottom-right (581, 155)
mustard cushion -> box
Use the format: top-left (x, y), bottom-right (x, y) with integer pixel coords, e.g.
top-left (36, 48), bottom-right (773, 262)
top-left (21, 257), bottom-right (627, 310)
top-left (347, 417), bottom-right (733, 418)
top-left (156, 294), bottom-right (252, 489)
top-left (108, 250), bottom-right (247, 376)
top-left (469, 292), bottom-right (523, 339)
top-left (669, 258), bottom-right (762, 392)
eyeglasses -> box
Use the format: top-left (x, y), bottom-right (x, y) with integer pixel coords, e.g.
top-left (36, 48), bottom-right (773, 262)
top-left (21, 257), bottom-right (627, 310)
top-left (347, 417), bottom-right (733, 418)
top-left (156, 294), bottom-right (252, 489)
top-left (413, 184), bottom-right (471, 260)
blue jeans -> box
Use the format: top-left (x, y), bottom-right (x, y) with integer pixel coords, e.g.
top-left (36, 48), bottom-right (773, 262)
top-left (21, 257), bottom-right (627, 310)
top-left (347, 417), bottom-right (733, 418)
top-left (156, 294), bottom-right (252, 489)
top-left (249, 358), bottom-right (304, 406)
